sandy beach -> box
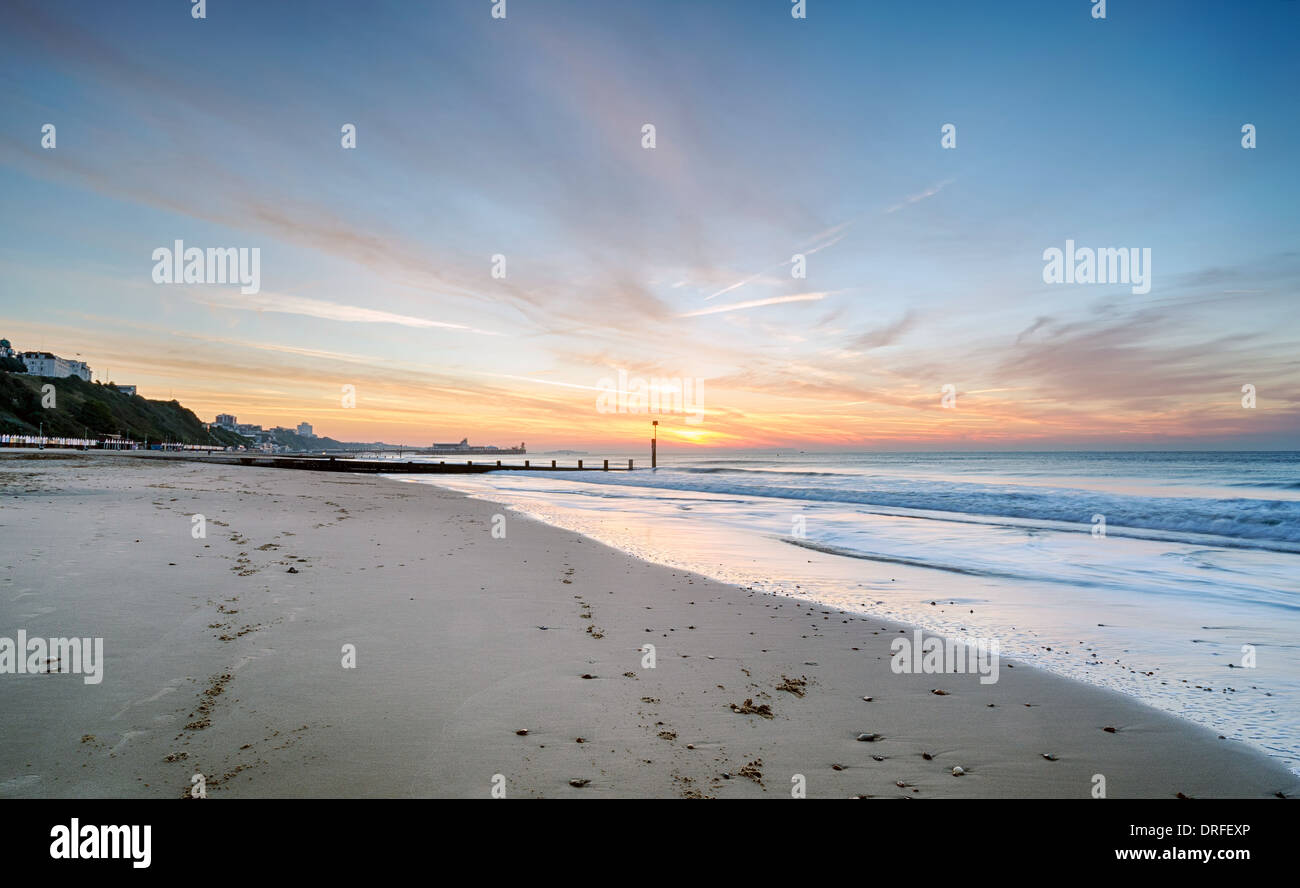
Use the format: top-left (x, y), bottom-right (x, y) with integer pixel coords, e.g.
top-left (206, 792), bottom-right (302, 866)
top-left (1, 449), bottom-right (1296, 799)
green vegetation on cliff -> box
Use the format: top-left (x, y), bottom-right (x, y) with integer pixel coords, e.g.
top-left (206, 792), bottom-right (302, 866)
top-left (0, 371), bottom-right (245, 446)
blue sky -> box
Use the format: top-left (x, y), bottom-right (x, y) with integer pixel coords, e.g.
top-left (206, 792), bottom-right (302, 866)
top-left (1, 0), bottom-right (1297, 448)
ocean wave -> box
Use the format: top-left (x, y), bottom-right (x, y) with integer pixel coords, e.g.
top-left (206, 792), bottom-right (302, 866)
top-left (677, 466), bottom-right (854, 477)
top-left (551, 470), bottom-right (1300, 548)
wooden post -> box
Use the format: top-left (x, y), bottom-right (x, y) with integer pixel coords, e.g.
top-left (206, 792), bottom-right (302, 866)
top-left (628, 459), bottom-right (633, 470)
top-left (551, 459), bottom-right (556, 468)
top-left (651, 420), bottom-right (658, 468)
top-left (467, 460), bottom-right (473, 467)
top-left (524, 460), bottom-right (529, 467)
top-left (578, 459), bottom-right (583, 469)
top-left (603, 459), bottom-right (609, 471)
top-left (496, 460), bottom-right (501, 466)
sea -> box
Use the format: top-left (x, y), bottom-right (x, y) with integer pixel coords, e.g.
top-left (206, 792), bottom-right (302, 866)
top-left (383, 450), bottom-right (1300, 773)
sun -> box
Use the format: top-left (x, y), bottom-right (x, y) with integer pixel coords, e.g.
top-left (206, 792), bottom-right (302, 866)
top-left (666, 427), bottom-right (721, 445)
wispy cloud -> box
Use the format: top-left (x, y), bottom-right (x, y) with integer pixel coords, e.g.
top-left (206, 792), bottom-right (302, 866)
top-left (846, 311), bottom-right (917, 350)
top-left (678, 292), bottom-right (832, 318)
top-left (705, 225), bottom-right (850, 301)
top-left (192, 291), bottom-right (503, 335)
top-left (885, 179), bottom-right (954, 213)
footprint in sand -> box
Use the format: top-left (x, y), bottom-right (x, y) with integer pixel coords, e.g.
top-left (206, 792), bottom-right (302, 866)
top-left (16, 606), bottom-right (56, 620)
top-left (112, 678), bottom-right (187, 719)
top-left (0, 775), bottom-right (42, 796)
top-left (107, 730), bottom-right (149, 755)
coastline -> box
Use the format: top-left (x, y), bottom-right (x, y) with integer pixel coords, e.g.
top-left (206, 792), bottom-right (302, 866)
top-left (2, 450), bottom-right (1296, 798)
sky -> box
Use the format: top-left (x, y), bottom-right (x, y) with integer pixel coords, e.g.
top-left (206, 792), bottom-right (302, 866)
top-left (1, 0), bottom-right (1297, 451)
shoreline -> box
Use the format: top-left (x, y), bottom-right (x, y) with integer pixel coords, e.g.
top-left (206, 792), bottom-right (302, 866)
top-left (403, 461), bottom-right (1300, 775)
top-left (1, 450), bottom-right (1296, 798)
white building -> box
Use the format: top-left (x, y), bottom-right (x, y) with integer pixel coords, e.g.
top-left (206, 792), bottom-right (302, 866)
top-left (20, 351), bottom-right (92, 381)
top-left (297, 422), bottom-right (314, 438)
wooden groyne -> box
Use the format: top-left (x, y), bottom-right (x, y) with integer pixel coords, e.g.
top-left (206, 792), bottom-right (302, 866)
top-left (124, 452), bottom-right (637, 474)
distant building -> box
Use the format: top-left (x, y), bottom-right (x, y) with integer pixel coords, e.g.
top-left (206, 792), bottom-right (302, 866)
top-left (20, 351), bottom-right (92, 381)
top-left (113, 384), bottom-right (137, 396)
top-left (215, 414), bottom-right (237, 429)
top-left (429, 438), bottom-right (526, 455)
top-left (297, 422), bottom-right (315, 438)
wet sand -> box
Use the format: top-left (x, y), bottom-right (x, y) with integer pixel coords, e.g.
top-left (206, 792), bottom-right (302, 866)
top-left (1, 450), bottom-right (1296, 798)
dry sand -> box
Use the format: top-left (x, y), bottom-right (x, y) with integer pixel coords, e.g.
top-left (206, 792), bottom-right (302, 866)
top-left (1, 450), bottom-right (1296, 798)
